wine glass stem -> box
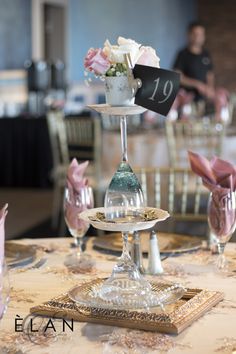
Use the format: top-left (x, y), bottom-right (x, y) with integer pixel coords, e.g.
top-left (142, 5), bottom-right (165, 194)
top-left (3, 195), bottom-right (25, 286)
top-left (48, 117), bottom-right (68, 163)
top-left (217, 242), bottom-right (226, 269)
top-left (120, 115), bottom-right (128, 162)
top-left (74, 237), bottom-right (82, 257)
top-left (218, 242), bottom-right (225, 255)
top-left (120, 232), bottom-right (131, 262)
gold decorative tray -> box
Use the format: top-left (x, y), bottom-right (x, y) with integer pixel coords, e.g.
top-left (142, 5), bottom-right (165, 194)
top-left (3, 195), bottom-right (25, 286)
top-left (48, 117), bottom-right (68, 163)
top-left (30, 278), bottom-right (223, 335)
top-left (93, 232), bottom-right (202, 254)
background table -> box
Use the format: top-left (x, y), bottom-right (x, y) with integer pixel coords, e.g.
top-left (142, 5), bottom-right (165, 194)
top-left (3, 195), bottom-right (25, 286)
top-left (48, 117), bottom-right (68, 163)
top-left (0, 117), bottom-right (52, 187)
top-left (1, 237), bottom-right (236, 353)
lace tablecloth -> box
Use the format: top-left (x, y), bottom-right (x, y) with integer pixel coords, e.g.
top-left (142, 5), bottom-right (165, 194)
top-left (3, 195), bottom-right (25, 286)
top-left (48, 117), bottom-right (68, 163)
top-left (1, 237), bottom-right (236, 354)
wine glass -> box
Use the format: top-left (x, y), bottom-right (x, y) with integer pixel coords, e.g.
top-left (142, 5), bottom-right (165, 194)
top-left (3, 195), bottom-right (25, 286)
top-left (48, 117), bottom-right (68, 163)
top-left (208, 191), bottom-right (236, 271)
top-left (64, 185), bottom-right (94, 260)
top-left (0, 260), bottom-right (10, 320)
top-left (104, 116), bottom-right (145, 216)
top-left (100, 115), bottom-right (152, 304)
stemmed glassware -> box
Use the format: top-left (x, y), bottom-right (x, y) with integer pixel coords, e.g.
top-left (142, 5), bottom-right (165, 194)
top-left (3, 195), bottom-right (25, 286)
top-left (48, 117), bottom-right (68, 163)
top-left (0, 260), bottom-right (10, 321)
top-left (101, 115), bottom-right (151, 303)
top-left (73, 111), bottom-right (184, 309)
top-left (64, 185), bottom-right (94, 262)
top-left (104, 115), bottom-right (145, 216)
top-left (208, 191), bottom-right (236, 271)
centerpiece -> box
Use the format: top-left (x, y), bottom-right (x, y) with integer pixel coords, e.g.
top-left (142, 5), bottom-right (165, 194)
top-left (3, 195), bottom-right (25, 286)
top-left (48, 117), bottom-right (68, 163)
top-left (68, 36), bottom-right (185, 310)
top-left (84, 36), bottom-right (160, 106)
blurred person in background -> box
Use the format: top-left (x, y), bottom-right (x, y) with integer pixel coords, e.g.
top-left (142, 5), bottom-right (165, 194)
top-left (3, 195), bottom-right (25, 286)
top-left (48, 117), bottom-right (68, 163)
top-left (172, 21), bottom-right (229, 121)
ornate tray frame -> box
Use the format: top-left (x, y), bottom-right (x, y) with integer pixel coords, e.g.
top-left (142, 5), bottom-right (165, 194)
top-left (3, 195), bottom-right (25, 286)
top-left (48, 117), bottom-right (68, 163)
top-left (30, 278), bottom-right (223, 335)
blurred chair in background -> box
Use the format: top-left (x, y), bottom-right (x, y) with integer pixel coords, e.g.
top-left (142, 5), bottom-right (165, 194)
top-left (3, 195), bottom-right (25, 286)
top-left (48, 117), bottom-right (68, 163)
top-left (101, 114), bottom-right (142, 132)
top-left (47, 111), bottom-right (103, 229)
top-left (165, 120), bottom-right (225, 167)
top-left (135, 167), bottom-right (208, 237)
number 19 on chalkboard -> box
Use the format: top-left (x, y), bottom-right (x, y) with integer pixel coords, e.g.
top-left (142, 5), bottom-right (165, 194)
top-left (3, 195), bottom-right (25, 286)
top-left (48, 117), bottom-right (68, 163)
top-left (149, 78), bottom-right (174, 104)
top-left (133, 64), bottom-right (180, 116)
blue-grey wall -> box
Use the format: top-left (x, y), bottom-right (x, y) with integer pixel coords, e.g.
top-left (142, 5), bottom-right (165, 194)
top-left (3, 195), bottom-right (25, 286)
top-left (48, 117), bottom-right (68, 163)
top-left (68, 0), bottom-right (197, 83)
top-left (0, 0), bottom-right (31, 70)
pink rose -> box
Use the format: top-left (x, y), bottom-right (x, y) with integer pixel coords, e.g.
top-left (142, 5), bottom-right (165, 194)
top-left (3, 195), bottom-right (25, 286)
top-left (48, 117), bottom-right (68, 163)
top-left (84, 48), bottom-right (110, 75)
top-left (137, 46), bottom-right (160, 68)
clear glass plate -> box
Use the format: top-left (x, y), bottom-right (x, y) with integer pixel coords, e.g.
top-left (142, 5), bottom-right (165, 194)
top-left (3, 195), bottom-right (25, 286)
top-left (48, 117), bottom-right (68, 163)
top-left (68, 278), bottom-right (186, 310)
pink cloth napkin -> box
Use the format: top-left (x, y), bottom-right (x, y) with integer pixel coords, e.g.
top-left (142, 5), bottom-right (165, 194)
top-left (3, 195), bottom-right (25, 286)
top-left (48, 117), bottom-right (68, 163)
top-left (188, 151), bottom-right (236, 192)
top-left (65, 159), bottom-right (90, 231)
top-left (67, 158), bottom-right (89, 193)
top-left (0, 204), bottom-right (8, 263)
top-left (65, 204), bottom-right (89, 232)
top-left (188, 151), bottom-right (236, 237)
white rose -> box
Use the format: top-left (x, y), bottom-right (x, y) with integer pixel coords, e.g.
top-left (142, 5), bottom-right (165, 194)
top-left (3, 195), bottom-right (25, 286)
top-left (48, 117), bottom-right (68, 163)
top-left (136, 46), bottom-right (160, 68)
top-left (103, 39), bottom-right (122, 63)
top-left (117, 37), bottom-right (141, 65)
top-left (103, 37), bottom-right (141, 65)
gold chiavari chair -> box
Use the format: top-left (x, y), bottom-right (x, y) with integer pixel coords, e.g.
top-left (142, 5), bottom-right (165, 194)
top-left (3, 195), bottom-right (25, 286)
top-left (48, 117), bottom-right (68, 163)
top-left (47, 110), bottom-right (103, 229)
top-left (134, 167), bottom-right (209, 236)
top-left (165, 120), bottom-right (225, 167)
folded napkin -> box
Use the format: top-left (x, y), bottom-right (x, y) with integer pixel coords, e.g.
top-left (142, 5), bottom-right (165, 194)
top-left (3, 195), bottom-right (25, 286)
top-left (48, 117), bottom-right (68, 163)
top-left (65, 203), bottom-right (89, 232)
top-left (67, 158), bottom-right (89, 193)
top-left (65, 159), bottom-right (90, 231)
top-left (188, 151), bottom-right (236, 236)
top-left (0, 204), bottom-right (8, 263)
top-left (188, 151), bottom-right (236, 192)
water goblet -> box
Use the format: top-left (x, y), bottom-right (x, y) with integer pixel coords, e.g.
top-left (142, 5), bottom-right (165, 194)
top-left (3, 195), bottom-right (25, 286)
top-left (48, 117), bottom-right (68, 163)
top-left (64, 185), bottom-right (94, 261)
top-left (0, 260), bottom-right (10, 321)
top-left (208, 190), bottom-right (236, 271)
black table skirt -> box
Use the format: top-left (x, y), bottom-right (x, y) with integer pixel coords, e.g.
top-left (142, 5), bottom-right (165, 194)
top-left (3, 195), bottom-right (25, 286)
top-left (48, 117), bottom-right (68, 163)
top-left (0, 117), bottom-right (53, 188)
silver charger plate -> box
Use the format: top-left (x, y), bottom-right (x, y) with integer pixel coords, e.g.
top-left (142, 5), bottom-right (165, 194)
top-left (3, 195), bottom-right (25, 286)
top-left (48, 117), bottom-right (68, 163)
top-left (93, 232), bottom-right (202, 254)
top-left (6, 242), bottom-right (37, 268)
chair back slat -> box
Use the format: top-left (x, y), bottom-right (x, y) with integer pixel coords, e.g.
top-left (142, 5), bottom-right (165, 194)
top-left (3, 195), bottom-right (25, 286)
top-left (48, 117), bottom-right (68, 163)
top-left (181, 170), bottom-right (189, 214)
top-left (154, 169), bottom-right (161, 208)
top-left (140, 168), bottom-right (147, 205)
top-left (194, 176), bottom-right (202, 215)
top-left (168, 169), bottom-right (175, 214)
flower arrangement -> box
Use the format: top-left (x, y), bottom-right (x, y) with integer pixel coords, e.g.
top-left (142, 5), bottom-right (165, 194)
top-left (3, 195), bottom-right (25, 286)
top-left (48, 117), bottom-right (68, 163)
top-left (84, 36), bottom-right (160, 80)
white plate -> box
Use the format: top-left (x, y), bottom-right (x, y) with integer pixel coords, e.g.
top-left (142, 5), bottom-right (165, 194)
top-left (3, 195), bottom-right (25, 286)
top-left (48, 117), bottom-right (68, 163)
top-left (80, 207), bottom-right (169, 232)
top-left (87, 104), bottom-right (147, 116)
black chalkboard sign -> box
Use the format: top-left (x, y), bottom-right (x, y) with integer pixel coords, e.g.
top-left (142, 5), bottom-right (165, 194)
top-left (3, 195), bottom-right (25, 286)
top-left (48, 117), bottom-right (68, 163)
top-left (133, 64), bottom-right (180, 116)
